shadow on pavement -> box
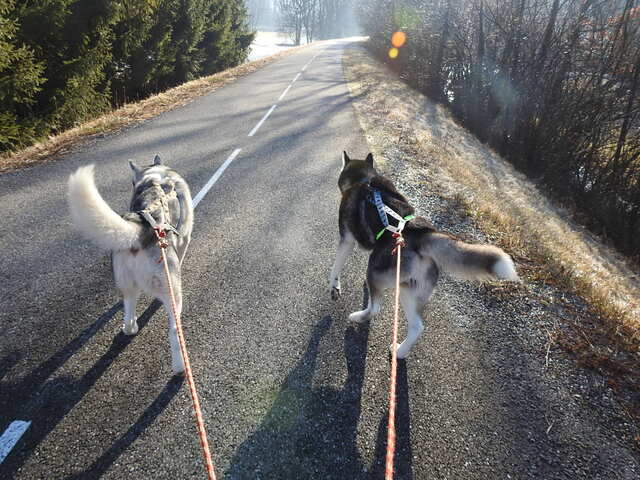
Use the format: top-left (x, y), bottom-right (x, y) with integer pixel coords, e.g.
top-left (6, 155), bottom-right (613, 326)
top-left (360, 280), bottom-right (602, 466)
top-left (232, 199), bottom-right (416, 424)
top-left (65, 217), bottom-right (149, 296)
top-left (0, 301), bottom-right (123, 421)
top-left (369, 361), bottom-right (413, 479)
top-left (64, 375), bottom-right (184, 480)
top-left (224, 314), bottom-right (413, 479)
top-left (0, 300), bottom-right (162, 477)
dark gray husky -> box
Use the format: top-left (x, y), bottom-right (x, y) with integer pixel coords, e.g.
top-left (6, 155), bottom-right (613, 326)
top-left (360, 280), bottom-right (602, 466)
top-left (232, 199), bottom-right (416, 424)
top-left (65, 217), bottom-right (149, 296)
top-left (68, 156), bottom-right (194, 374)
top-left (329, 152), bottom-right (519, 359)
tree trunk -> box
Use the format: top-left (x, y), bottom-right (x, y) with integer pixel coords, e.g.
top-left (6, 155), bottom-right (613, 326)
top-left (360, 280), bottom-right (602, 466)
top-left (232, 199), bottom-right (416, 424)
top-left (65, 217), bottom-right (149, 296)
top-left (433, 0), bottom-right (451, 101)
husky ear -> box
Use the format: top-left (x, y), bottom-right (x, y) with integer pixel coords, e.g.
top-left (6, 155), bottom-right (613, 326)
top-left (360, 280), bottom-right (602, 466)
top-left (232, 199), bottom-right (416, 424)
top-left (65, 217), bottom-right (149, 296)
top-left (129, 160), bottom-right (143, 182)
top-left (342, 151), bottom-right (351, 167)
top-left (153, 154), bottom-right (162, 166)
top-left (365, 153), bottom-right (374, 166)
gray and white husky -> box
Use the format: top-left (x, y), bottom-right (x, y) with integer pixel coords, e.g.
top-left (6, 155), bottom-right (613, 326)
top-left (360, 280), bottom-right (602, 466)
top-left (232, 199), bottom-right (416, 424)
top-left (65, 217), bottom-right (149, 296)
top-left (68, 156), bottom-right (194, 374)
top-left (329, 152), bottom-right (519, 359)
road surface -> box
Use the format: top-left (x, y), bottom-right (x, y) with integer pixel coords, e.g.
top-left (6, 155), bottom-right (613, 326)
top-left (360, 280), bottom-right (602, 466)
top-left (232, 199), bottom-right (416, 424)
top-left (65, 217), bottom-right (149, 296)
top-left (0, 39), bottom-right (372, 479)
top-left (1, 38), bottom-right (638, 480)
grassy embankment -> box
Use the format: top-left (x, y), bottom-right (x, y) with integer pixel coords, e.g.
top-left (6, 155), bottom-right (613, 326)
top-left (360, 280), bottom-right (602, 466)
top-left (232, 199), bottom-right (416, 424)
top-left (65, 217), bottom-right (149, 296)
top-left (343, 46), bottom-right (640, 407)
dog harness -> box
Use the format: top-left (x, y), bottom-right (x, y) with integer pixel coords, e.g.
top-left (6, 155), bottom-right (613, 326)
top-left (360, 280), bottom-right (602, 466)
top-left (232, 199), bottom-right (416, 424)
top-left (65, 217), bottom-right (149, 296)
top-left (138, 210), bottom-right (179, 236)
top-left (369, 189), bottom-right (415, 240)
top-left (136, 185), bottom-right (180, 240)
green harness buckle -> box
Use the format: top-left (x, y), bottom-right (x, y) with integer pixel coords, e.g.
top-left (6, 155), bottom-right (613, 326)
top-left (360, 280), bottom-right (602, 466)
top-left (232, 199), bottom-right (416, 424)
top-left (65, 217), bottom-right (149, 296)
top-left (375, 214), bottom-right (415, 240)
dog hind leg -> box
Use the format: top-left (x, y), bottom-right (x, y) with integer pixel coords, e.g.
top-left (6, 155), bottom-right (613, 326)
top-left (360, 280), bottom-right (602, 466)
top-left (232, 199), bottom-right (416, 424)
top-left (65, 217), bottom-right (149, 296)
top-left (395, 286), bottom-right (427, 359)
top-left (348, 269), bottom-right (383, 323)
top-left (395, 262), bottom-right (438, 358)
top-left (149, 259), bottom-right (185, 375)
top-left (329, 232), bottom-right (355, 300)
top-left (121, 288), bottom-right (141, 335)
top-left (159, 293), bottom-right (185, 375)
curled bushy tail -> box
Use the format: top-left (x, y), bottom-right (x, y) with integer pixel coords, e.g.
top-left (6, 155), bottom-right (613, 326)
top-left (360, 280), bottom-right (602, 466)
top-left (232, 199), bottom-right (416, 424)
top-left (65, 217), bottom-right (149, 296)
top-left (68, 165), bottom-right (141, 251)
top-left (421, 233), bottom-right (520, 282)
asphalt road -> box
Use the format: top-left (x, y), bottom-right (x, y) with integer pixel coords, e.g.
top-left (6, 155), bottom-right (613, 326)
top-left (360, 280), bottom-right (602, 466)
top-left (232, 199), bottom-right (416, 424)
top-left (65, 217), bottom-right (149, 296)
top-left (1, 38), bottom-right (638, 480)
top-left (0, 39), bottom-right (374, 479)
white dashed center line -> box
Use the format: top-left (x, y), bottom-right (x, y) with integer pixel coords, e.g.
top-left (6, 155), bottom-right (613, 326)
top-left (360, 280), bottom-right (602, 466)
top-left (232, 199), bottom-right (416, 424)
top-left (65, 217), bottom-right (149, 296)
top-left (192, 148), bottom-right (242, 207)
top-left (248, 105), bottom-right (277, 137)
top-left (247, 50), bottom-right (324, 138)
top-left (278, 84), bottom-right (293, 101)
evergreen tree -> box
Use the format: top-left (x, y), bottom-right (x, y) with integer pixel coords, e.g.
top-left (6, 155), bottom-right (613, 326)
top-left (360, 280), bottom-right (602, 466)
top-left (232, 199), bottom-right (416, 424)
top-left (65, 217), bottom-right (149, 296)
top-left (17, 0), bottom-right (117, 132)
top-left (0, 0), bottom-right (44, 150)
top-left (199, 0), bottom-right (254, 75)
top-left (0, 0), bottom-right (257, 154)
top-left (109, 0), bottom-right (177, 103)
top-left (167, 0), bottom-right (207, 85)
top-left (225, 0), bottom-right (254, 67)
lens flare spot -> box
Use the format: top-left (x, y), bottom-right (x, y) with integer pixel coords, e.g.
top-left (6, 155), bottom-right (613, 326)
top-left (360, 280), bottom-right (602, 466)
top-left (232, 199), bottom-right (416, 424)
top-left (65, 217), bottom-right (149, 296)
top-left (391, 31), bottom-right (407, 48)
top-left (388, 47), bottom-right (399, 59)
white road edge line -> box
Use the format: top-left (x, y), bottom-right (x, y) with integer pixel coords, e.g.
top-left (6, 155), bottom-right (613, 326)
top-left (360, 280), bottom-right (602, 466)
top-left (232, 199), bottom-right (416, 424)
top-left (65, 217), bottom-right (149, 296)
top-left (248, 105), bottom-right (276, 137)
top-left (278, 84), bottom-right (293, 101)
top-left (304, 55), bottom-right (317, 69)
top-left (192, 148), bottom-right (242, 208)
top-left (0, 420), bottom-right (31, 464)
top-left (292, 72), bottom-right (301, 83)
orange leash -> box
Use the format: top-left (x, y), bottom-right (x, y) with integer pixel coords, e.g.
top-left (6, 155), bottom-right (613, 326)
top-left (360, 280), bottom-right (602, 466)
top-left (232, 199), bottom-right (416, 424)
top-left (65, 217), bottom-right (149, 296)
top-left (154, 228), bottom-right (217, 480)
top-left (385, 233), bottom-right (404, 479)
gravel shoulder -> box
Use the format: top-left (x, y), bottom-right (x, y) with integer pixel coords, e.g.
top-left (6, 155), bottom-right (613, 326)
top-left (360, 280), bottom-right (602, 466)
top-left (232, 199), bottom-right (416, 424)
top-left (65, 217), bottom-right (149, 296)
top-left (342, 45), bottom-right (640, 479)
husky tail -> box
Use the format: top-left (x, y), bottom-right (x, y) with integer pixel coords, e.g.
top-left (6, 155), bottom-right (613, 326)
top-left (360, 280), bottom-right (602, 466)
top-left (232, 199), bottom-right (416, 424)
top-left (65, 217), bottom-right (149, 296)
top-left (68, 165), bottom-right (141, 251)
top-left (421, 232), bottom-right (519, 282)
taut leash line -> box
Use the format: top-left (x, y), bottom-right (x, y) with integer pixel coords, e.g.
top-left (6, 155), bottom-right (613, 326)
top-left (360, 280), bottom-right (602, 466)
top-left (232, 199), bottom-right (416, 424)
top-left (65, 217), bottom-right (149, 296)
top-left (385, 232), bottom-right (405, 480)
top-left (367, 187), bottom-right (411, 479)
top-left (153, 227), bottom-right (217, 480)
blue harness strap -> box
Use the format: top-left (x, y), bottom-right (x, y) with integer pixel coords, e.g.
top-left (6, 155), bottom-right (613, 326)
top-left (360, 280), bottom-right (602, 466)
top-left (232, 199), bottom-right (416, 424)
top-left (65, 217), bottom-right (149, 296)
top-left (367, 189), bottom-right (415, 240)
top-left (371, 189), bottom-right (389, 229)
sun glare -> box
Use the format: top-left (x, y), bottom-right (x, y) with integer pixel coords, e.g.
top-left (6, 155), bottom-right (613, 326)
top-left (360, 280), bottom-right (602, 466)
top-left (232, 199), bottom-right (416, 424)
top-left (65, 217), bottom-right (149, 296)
top-left (391, 31), bottom-right (407, 48)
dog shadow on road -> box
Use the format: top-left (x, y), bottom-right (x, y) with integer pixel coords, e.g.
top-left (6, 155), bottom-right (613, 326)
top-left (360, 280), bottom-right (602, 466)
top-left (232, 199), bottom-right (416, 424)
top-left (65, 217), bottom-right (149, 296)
top-left (0, 300), bottom-right (166, 477)
top-left (64, 375), bottom-right (184, 480)
top-left (0, 301), bottom-right (124, 420)
top-left (225, 313), bottom-right (413, 479)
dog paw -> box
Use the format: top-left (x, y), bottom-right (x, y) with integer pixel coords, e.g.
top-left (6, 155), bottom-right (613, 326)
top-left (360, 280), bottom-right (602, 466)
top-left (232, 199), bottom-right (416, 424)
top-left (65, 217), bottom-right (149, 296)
top-left (330, 286), bottom-right (341, 301)
top-left (387, 349), bottom-right (409, 364)
top-left (172, 359), bottom-right (185, 375)
top-left (394, 344), bottom-right (410, 360)
top-left (349, 310), bottom-right (370, 323)
top-left (122, 320), bottom-right (139, 336)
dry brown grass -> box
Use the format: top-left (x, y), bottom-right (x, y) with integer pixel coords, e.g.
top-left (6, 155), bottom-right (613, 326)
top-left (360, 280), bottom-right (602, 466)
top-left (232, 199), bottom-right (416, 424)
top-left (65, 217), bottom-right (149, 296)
top-left (343, 46), bottom-right (640, 387)
top-left (0, 43), bottom-right (314, 174)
